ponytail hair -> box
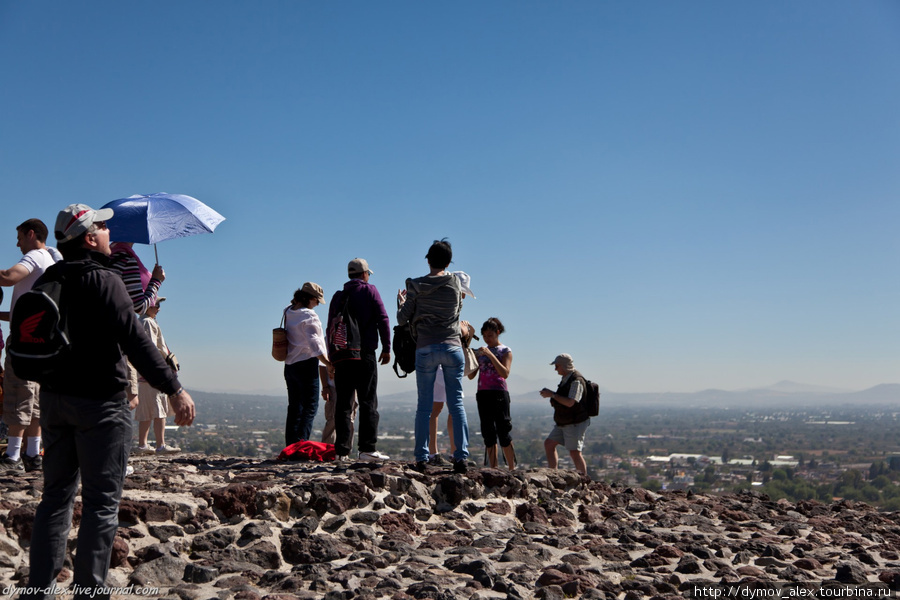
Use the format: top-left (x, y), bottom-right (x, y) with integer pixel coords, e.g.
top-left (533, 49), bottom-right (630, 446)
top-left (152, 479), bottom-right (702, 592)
top-left (481, 317), bottom-right (505, 335)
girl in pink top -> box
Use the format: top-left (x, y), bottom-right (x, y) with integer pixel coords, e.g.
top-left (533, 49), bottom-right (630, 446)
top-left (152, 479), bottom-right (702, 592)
top-left (468, 317), bottom-right (515, 469)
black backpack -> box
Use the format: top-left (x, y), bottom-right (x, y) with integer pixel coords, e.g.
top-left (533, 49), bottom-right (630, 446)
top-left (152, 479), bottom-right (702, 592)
top-left (8, 262), bottom-right (97, 381)
top-left (327, 293), bottom-right (361, 364)
top-left (392, 323), bottom-right (416, 378)
top-left (579, 377), bottom-right (601, 417)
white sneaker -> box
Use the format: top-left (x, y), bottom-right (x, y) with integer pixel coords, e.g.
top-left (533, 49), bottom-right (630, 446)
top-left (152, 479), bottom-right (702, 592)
top-left (135, 445), bottom-right (155, 456)
top-left (125, 465), bottom-right (135, 476)
top-left (359, 451), bottom-right (390, 462)
top-left (156, 444), bottom-right (181, 454)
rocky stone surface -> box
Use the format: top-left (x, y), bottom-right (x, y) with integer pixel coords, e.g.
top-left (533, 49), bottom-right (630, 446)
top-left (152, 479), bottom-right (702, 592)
top-left (2, 455), bottom-right (900, 599)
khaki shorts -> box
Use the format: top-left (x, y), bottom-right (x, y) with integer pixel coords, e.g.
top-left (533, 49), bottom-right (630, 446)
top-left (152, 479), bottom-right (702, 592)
top-left (547, 418), bottom-right (590, 452)
top-left (2, 355), bottom-right (41, 427)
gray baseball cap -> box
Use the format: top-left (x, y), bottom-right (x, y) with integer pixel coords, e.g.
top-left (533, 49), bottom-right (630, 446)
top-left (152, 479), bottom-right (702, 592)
top-left (550, 353), bottom-right (575, 370)
top-left (55, 203), bottom-right (114, 243)
top-left (348, 258), bottom-right (373, 276)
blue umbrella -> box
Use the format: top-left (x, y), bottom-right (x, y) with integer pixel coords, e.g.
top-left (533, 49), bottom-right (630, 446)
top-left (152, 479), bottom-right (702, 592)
top-left (101, 193), bottom-right (225, 261)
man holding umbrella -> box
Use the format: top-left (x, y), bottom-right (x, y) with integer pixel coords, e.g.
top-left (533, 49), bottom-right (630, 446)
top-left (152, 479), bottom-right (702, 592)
top-left (19, 203), bottom-right (195, 600)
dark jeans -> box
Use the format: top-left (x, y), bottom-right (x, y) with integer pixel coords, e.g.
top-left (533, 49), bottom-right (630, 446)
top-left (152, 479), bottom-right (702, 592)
top-left (284, 357), bottom-right (320, 446)
top-left (334, 351), bottom-right (379, 456)
top-left (25, 390), bottom-right (132, 600)
top-left (476, 389), bottom-right (513, 447)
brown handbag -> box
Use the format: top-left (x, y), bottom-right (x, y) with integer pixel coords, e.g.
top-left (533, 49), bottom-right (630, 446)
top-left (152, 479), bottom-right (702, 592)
top-left (272, 310), bottom-right (288, 361)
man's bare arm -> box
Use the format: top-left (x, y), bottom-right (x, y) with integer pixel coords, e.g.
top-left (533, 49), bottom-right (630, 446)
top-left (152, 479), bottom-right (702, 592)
top-left (0, 264), bottom-right (29, 287)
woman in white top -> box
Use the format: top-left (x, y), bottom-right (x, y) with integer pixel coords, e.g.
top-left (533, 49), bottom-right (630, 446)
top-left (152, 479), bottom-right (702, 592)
top-left (284, 282), bottom-right (331, 446)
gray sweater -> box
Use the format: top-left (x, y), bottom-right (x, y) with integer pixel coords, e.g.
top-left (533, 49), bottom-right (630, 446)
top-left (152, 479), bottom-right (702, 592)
top-left (397, 274), bottom-right (463, 348)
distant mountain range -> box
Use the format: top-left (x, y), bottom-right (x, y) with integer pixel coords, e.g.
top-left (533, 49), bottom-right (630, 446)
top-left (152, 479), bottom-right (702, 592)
top-left (190, 381), bottom-right (900, 409)
top-left (531, 382), bottom-right (900, 408)
top-left (741, 380), bottom-right (854, 394)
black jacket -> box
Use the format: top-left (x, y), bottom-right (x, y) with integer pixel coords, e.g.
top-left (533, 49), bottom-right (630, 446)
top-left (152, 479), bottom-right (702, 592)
top-left (36, 250), bottom-right (181, 401)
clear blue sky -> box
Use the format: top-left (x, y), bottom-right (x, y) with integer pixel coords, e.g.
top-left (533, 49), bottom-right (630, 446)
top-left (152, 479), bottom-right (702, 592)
top-left (1, 2), bottom-right (897, 395)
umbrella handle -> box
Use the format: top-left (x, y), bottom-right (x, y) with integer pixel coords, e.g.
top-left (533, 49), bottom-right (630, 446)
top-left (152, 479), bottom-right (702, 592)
top-left (154, 243), bottom-right (159, 265)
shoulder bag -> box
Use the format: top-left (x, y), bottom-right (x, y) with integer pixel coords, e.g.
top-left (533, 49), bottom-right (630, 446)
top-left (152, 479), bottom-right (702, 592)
top-left (272, 309), bottom-right (288, 361)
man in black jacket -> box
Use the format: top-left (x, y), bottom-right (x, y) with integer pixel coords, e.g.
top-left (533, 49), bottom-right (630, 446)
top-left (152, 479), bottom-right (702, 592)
top-left (22, 204), bottom-right (195, 600)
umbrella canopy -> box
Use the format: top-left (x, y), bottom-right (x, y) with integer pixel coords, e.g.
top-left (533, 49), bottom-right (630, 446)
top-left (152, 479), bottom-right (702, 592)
top-left (101, 193), bottom-right (225, 245)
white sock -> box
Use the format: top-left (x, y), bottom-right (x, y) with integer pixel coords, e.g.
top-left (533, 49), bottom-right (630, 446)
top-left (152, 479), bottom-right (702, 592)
top-left (6, 437), bottom-right (23, 461)
top-left (26, 437), bottom-right (41, 457)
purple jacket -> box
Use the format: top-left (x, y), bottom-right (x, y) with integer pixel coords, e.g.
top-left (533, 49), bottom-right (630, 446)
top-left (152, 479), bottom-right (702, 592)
top-left (327, 279), bottom-right (391, 354)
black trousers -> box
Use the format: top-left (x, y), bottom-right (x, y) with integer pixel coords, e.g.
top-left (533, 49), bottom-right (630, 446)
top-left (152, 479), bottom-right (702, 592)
top-left (284, 357), bottom-right (320, 446)
top-left (334, 351), bottom-right (379, 456)
top-left (476, 389), bottom-right (513, 447)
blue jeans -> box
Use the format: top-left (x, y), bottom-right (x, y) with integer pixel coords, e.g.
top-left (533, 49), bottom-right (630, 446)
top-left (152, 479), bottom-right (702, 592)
top-left (26, 391), bottom-right (132, 600)
top-left (414, 344), bottom-right (467, 463)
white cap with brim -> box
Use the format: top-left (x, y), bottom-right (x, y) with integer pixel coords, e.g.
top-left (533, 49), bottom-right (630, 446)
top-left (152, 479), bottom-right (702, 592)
top-left (55, 203), bottom-right (114, 244)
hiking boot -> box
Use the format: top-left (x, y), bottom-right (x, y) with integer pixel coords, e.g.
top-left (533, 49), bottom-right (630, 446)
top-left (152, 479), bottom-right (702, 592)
top-left (428, 453), bottom-right (450, 466)
top-left (412, 461), bottom-right (427, 473)
top-left (156, 444), bottom-right (181, 454)
top-left (453, 459), bottom-right (468, 475)
top-left (359, 451), bottom-right (390, 462)
top-left (0, 453), bottom-right (23, 471)
top-left (22, 453), bottom-right (43, 473)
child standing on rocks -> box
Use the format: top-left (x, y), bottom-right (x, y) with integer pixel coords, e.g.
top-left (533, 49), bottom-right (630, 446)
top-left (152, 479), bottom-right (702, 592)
top-left (468, 317), bottom-right (515, 469)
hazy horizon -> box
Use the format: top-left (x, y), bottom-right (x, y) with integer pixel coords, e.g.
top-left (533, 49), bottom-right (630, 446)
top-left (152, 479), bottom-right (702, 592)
top-left (189, 377), bottom-right (899, 400)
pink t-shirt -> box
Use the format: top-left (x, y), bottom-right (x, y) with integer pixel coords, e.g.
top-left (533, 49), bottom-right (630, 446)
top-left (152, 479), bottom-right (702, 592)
top-left (477, 344), bottom-right (510, 391)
